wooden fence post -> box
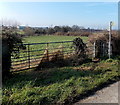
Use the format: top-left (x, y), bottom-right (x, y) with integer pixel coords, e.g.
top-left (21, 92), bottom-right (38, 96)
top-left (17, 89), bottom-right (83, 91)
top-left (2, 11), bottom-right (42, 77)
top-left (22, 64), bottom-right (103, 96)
top-left (93, 42), bottom-right (96, 58)
top-left (28, 44), bottom-right (30, 69)
top-left (103, 43), bottom-right (105, 56)
top-left (62, 42), bottom-right (64, 58)
top-left (46, 43), bottom-right (49, 61)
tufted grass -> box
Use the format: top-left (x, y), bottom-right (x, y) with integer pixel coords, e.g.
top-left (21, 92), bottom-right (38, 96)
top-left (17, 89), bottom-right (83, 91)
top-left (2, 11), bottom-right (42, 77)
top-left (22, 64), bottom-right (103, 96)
top-left (3, 58), bottom-right (120, 105)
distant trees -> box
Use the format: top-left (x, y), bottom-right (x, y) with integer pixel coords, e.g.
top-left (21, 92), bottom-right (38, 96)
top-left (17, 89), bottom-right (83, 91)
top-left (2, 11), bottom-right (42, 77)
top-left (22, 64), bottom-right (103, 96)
top-left (61, 26), bottom-right (71, 33)
top-left (72, 25), bottom-right (80, 32)
top-left (54, 26), bottom-right (61, 32)
top-left (35, 28), bottom-right (46, 35)
top-left (0, 18), bottom-right (103, 37)
top-left (1, 21), bottom-right (103, 37)
top-left (47, 28), bottom-right (55, 35)
top-left (32, 25), bottom-right (92, 36)
top-left (23, 27), bottom-right (35, 36)
top-left (0, 18), bottom-right (20, 30)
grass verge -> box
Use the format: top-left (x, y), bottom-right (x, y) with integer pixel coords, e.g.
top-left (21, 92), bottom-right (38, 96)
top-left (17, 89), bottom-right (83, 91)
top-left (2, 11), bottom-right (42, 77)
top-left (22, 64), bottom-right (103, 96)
top-left (3, 58), bottom-right (120, 105)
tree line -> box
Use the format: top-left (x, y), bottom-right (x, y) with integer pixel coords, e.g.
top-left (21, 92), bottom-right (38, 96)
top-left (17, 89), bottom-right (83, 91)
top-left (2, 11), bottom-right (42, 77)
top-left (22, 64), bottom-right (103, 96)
top-left (20, 25), bottom-right (103, 37)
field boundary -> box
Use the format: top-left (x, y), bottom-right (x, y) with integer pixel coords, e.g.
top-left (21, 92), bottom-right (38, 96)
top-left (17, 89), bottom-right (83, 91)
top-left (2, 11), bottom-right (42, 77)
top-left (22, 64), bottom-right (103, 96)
top-left (11, 40), bottom-right (109, 72)
top-left (11, 40), bottom-right (74, 72)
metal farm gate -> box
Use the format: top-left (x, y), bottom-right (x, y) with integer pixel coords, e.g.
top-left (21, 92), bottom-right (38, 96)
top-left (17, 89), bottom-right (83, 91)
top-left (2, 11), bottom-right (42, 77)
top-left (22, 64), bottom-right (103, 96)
top-left (11, 40), bottom-right (109, 72)
top-left (11, 41), bottom-right (74, 72)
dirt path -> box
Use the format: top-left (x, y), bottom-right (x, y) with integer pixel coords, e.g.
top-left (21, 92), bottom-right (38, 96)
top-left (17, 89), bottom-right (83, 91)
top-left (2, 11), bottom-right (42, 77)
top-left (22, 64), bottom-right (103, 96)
top-left (74, 81), bottom-right (119, 104)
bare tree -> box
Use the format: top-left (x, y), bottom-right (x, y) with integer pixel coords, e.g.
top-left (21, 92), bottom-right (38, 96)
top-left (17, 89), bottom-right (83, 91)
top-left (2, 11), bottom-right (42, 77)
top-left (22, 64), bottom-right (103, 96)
top-left (0, 18), bottom-right (20, 28)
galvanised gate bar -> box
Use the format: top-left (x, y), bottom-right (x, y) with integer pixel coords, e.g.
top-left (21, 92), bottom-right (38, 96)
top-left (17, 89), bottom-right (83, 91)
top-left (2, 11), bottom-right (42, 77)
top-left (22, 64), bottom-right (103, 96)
top-left (11, 41), bottom-right (74, 72)
top-left (11, 40), bottom-right (109, 72)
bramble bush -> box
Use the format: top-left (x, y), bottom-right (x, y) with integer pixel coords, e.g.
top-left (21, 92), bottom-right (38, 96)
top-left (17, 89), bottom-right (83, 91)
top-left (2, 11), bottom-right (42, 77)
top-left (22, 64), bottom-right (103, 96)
top-left (89, 31), bottom-right (120, 57)
top-left (2, 26), bottom-right (25, 78)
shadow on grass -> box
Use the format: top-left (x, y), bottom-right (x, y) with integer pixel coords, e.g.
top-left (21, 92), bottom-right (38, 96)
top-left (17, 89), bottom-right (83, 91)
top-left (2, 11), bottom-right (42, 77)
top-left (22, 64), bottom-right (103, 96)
top-left (70, 76), bottom-right (120, 105)
top-left (3, 60), bottom-right (110, 89)
top-left (2, 58), bottom-right (120, 105)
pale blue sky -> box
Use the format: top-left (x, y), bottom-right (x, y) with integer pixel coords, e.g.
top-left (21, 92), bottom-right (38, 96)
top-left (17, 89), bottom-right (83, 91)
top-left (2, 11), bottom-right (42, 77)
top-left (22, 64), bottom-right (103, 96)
top-left (0, 2), bottom-right (118, 29)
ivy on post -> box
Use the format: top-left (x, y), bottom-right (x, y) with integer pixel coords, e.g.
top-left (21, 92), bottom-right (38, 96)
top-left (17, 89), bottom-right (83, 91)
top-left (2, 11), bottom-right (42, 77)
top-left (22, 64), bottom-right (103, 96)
top-left (72, 37), bottom-right (87, 65)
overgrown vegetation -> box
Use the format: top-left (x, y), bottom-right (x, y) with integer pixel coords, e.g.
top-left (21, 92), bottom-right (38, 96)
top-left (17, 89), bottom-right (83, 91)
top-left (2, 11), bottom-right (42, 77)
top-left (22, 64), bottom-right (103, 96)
top-left (2, 25), bottom-right (119, 105)
top-left (2, 27), bottom-right (25, 77)
top-left (89, 31), bottom-right (120, 56)
top-left (72, 38), bottom-right (87, 65)
top-left (2, 58), bottom-right (119, 105)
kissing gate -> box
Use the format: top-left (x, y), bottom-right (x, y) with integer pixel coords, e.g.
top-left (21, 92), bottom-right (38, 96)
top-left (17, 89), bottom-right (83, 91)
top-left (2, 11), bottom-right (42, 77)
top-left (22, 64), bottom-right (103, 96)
top-left (93, 41), bottom-right (109, 58)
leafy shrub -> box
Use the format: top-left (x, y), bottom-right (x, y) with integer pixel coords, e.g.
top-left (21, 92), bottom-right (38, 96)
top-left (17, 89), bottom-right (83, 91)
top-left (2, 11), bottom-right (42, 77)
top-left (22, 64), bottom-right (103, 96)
top-left (54, 32), bottom-right (65, 36)
top-left (65, 31), bottom-right (90, 37)
top-left (72, 37), bottom-right (87, 65)
top-left (2, 27), bottom-right (25, 77)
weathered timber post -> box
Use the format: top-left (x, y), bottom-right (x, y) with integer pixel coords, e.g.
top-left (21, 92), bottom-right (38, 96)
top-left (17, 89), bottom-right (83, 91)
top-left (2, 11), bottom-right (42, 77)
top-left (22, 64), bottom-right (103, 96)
top-left (103, 43), bottom-right (105, 56)
top-left (46, 43), bottom-right (49, 61)
top-left (28, 44), bottom-right (30, 69)
top-left (93, 42), bottom-right (96, 58)
top-left (108, 21), bottom-right (113, 59)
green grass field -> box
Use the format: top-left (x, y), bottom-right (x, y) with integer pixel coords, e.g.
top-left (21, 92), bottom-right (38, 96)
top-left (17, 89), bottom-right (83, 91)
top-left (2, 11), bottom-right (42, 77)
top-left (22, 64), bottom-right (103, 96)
top-left (4, 35), bottom-right (120, 105)
top-left (3, 58), bottom-right (119, 105)
top-left (23, 35), bottom-right (88, 44)
top-left (11, 35), bottom-right (88, 70)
